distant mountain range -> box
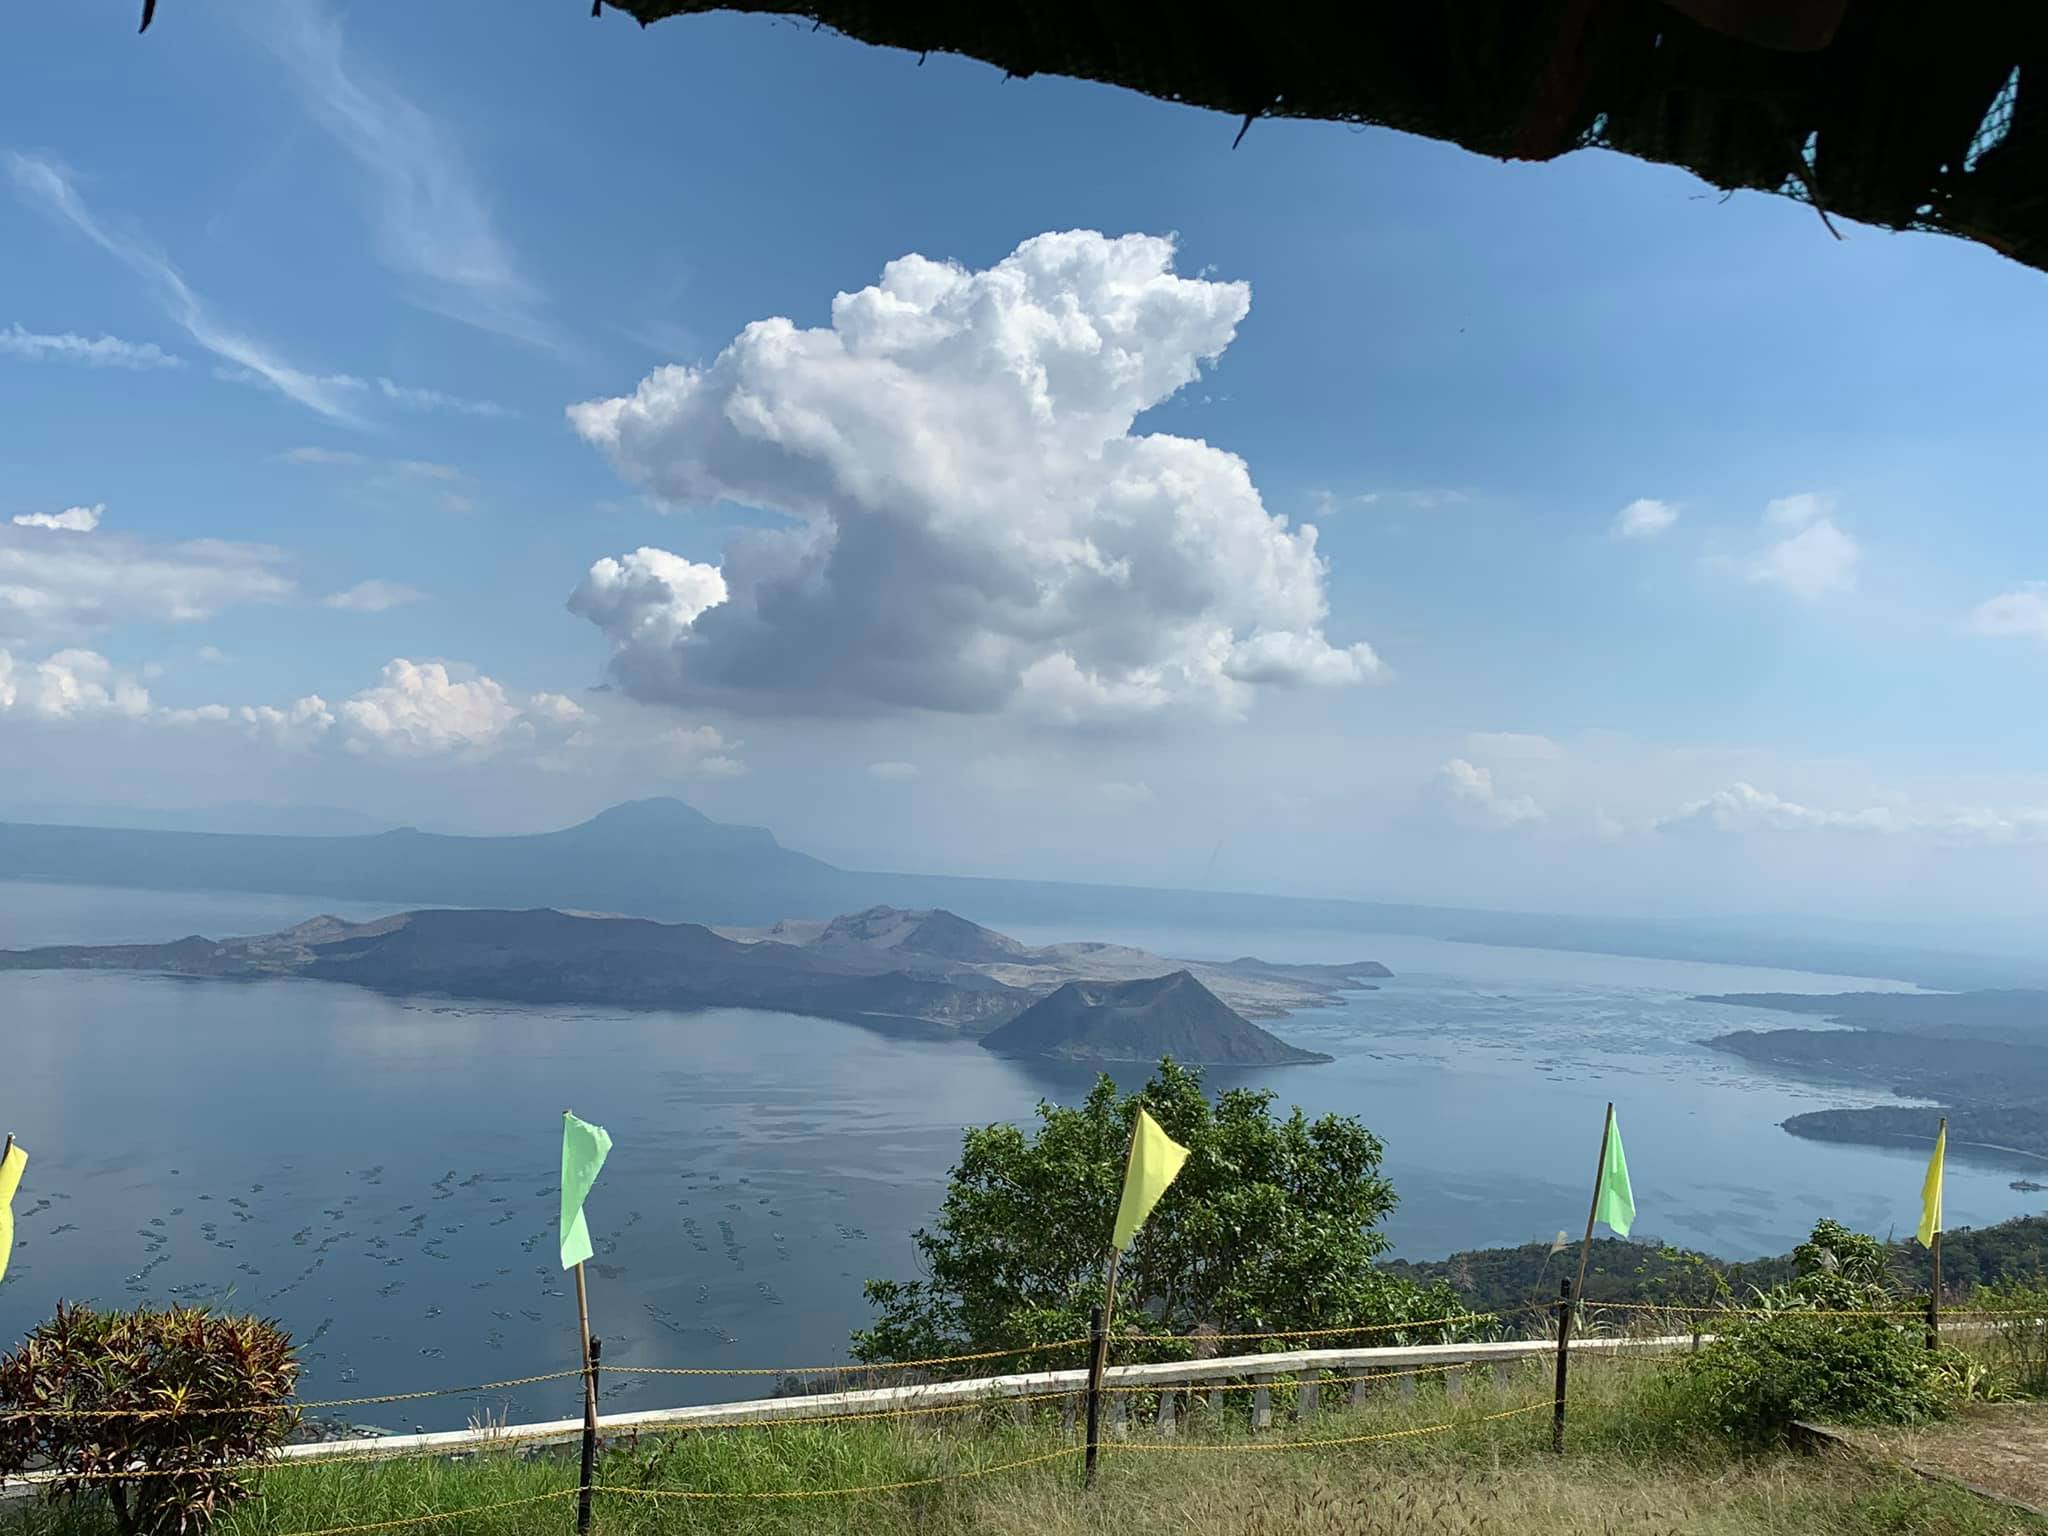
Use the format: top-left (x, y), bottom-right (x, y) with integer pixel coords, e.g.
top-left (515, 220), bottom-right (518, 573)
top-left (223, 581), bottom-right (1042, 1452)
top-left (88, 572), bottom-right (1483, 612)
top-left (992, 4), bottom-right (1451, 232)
top-left (1697, 987), bottom-right (2048, 1161)
top-left (6, 797), bottom-right (2048, 990)
top-left (0, 903), bottom-right (1368, 1063)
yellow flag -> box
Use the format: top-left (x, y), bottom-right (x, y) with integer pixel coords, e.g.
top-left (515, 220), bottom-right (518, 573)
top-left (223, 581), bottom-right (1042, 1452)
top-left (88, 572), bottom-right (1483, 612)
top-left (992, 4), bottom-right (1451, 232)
top-left (1111, 1109), bottom-right (1189, 1251)
top-left (0, 1140), bottom-right (27, 1286)
top-left (1916, 1119), bottom-right (1946, 1248)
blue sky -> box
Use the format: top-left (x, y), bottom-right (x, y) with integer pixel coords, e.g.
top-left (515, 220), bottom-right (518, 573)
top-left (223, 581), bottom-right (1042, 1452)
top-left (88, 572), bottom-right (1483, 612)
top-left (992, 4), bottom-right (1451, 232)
top-left (5, 2), bottom-right (2048, 931)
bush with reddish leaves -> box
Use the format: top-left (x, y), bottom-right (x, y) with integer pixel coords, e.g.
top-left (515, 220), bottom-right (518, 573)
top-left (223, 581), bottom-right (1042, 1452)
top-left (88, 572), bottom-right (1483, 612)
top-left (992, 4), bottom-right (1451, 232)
top-left (0, 1302), bottom-right (300, 1535)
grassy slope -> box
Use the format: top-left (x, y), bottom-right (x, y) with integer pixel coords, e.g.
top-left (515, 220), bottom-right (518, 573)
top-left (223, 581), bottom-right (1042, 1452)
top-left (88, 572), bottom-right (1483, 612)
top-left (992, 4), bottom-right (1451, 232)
top-left (8, 1356), bottom-right (2041, 1536)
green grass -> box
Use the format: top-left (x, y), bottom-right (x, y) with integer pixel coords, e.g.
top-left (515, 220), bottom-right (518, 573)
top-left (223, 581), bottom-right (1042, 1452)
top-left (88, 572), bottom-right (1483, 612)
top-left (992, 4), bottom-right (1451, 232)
top-left (7, 1356), bottom-right (2043, 1536)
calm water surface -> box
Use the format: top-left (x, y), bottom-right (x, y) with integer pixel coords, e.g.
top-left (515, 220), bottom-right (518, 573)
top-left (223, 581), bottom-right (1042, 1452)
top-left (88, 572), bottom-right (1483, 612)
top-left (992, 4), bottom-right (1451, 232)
top-left (3, 884), bottom-right (2041, 1428)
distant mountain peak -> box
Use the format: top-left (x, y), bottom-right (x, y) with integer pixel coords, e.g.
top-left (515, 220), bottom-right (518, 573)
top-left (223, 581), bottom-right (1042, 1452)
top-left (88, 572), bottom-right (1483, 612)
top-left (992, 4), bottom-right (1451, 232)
top-left (980, 969), bottom-right (1330, 1065)
top-left (806, 905), bottom-right (1031, 964)
top-left (575, 798), bottom-right (716, 832)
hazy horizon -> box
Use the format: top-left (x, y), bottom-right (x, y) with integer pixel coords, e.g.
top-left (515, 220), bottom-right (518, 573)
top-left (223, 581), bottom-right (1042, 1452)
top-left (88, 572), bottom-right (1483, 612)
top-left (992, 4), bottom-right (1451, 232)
top-left (6, 792), bottom-right (2047, 983)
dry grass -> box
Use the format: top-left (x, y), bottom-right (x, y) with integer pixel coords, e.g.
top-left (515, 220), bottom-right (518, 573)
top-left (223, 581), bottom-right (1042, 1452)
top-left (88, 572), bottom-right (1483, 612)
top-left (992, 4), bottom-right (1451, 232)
top-left (1836, 1403), bottom-right (2048, 1517)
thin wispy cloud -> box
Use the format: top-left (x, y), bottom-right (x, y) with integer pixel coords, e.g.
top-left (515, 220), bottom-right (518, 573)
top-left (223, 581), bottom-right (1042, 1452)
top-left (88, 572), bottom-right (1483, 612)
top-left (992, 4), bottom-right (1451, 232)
top-left (7, 152), bottom-right (370, 426)
top-left (321, 578), bottom-right (425, 613)
top-left (375, 377), bottom-right (515, 418)
top-left (267, 1), bottom-right (553, 350)
top-left (281, 446), bottom-right (463, 479)
top-left (1, 323), bottom-right (183, 370)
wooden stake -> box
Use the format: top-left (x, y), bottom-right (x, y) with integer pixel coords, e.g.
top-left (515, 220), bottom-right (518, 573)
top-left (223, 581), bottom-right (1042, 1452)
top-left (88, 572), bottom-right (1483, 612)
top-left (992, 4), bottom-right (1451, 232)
top-left (1084, 1252), bottom-right (1118, 1489)
top-left (574, 1260), bottom-right (598, 1533)
top-left (1551, 1278), bottom-right (1572, 1454)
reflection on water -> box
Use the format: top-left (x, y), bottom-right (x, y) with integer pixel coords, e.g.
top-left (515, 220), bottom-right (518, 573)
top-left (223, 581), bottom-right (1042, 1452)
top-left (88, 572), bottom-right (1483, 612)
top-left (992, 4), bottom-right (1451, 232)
top-left (2, 884), bottom-right (2041, 1429)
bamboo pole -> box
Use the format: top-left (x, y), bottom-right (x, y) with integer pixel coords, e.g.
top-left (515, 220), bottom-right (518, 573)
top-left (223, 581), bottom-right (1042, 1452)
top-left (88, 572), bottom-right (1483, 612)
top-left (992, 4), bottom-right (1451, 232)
top-left (1085, 1116), bottom-right (1140, 1490)
top-left (1927, 1116), bottom-right (1946, 1351)
top-left (1570, 1103), bottom-right (1616, 1318)
top-left (574, 1260), bottom-right (598, 1533)
top-left (1556, 1102), bottom-right (1615, 1456)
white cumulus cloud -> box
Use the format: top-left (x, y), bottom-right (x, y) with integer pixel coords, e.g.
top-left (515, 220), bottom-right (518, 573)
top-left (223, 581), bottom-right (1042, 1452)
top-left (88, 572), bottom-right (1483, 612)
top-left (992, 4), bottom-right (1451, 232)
top-left (1971, 584), bottom-right (2048, 645)
top-left (568, 231), bottom-right (1381, 723)
top-left (1613, 498), bottom-right (1678, 538)
top-left (0, 647), bottom-right (152, 720)
top-left (338, 659), bottom-right (522, 758)
top-left (1659, 781), bottom-right (1900, 834)
top-left (234, 695), bottom-right (337, 750)
top-left (335, 658), bottom-right (588, 760)
top-left (1435, 757), bottom-right (1544, 827)
top-left (12, 503), bottom-right (102, 532)
top-left (1748, 493), bottom-right (1858, 599)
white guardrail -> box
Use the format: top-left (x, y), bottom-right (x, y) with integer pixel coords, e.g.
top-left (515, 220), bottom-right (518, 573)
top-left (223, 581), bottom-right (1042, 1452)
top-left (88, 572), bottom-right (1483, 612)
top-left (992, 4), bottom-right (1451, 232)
top-left (1, 1333), bottom-right (1687, 1500)
top-left (276, 1332), bottom-right (1694, 1465)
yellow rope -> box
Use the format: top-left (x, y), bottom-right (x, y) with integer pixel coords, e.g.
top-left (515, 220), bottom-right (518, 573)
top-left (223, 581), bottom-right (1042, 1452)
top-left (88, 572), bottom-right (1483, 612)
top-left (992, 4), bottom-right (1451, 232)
top-left (1185, 1310), bottom-right (1507, 1345)
top-left (603, 1336), bottom-right (1090, 1379)
top-left (592, 1444), bottom-right (1085, 1500)
top-left (1101, 1401), bottom-right (1554, 1453)
top-left (1095, 1359), bottom-right (1482, 1394)
top-left (1581, 1301), bottom-right (2040, 1320)
top-left (1, 1339), bottom-right (1096, 1423)
top-left (262, 1488), bottom-right (579, 1536)
top-left (6, 1392), bottom-right (1099, 1484)
top-left (602, 1389), bottom-right (1081, 1435)
top-left (1, 1371), bottom-right (590, 1422)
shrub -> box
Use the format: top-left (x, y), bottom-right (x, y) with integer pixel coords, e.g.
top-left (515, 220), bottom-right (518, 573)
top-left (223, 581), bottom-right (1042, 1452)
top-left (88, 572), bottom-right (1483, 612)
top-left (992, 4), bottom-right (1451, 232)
top-left (1680, 1311), bottom-right (1965, 1442)
top-left (1677, 1219), bottom-right (1963, 1444)
top-left (0, 1302), bottom-right (300, 1535)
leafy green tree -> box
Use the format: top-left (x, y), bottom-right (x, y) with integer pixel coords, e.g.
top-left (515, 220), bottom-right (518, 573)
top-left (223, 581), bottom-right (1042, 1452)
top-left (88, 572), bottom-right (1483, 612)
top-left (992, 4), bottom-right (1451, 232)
top-left (853, 1059), bottom-right (1476, 1370)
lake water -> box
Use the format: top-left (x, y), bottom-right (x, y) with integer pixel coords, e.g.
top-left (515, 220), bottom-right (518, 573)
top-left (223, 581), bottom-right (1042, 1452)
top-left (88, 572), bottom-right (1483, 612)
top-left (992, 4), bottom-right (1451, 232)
top-left (2, 883), bottom-right (2042, 1430)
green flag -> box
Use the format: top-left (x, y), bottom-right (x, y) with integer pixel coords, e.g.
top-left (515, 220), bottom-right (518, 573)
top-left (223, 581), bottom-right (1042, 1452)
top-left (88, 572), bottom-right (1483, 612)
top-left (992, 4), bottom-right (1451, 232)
top-left (559, 1112), bottom-right (611, 1270)
top-left (1594, 1114), bottom-right (1635, 1238)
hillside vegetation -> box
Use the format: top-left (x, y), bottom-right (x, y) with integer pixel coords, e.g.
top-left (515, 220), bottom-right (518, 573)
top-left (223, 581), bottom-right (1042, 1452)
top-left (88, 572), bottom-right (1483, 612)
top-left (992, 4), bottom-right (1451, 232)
top-left (1382, 1214), bottom-right (2048, 1316)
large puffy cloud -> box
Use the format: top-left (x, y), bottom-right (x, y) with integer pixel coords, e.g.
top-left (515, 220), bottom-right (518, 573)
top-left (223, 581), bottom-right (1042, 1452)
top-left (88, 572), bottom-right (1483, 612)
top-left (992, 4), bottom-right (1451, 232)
top-left (567, 231), bottom-right (1381, 722)
top-left (0, 517), bottom-right (294, 642)
top-left (0, 648), bottom-right (152, 719)
top-left (338, 659), bottom-right (536, 758)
